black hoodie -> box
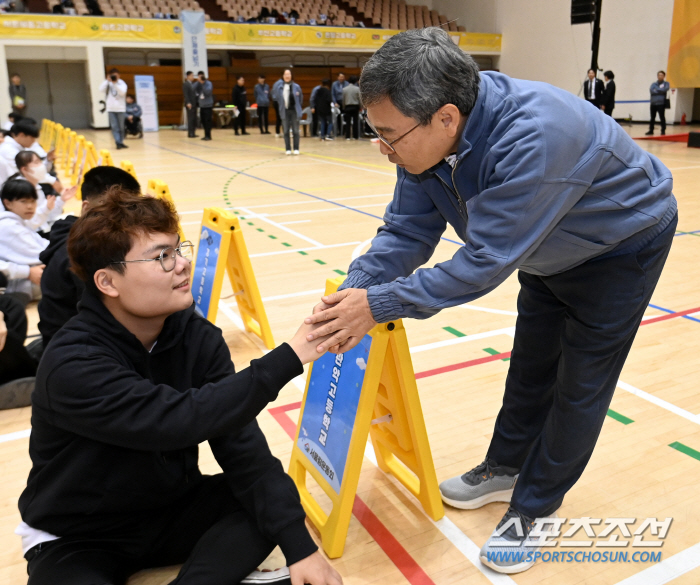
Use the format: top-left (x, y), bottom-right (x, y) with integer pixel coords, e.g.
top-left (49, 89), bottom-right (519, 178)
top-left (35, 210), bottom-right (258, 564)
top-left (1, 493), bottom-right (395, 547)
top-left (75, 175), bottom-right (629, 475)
top-left (37, 215), bottom-right (84, 347)
top-left (19, 290), bottom-right (317, 565)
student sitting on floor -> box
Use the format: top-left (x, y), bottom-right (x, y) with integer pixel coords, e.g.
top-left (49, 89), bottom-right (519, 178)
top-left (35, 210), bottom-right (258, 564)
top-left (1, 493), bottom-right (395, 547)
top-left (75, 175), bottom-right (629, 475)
top-left (38, 166), bottom-right (140, 348)
top-left (17, 189), bottom-right (343, 585)
top-left (0, 179), bottom-right (49, 301)
top-left (125, 94), bottom-right (143, 138)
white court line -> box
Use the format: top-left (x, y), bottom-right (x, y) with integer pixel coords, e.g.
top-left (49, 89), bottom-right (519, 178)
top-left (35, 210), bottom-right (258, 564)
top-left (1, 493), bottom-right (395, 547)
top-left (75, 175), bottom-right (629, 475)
top-left (263, 202), bottom-right (387, 218)
top-left (616, 380), bottom-right (700, 425)
top-left (217, 301), bottom-right (269, 351)
top-left (279, 220), bottom-right (311, 225)
top-left (236, 206), bottom-right (324, 247)
top-left (240, 193), bottom-right (393, 210)
top-left (182, 220), bottom-right (201, 226)
top-left (249, 242), bottom-right (360, 258)
top-left (352, 238), bottom-right (374, 261)
top-left (614, 541), bottom-right (700, 585)
top-left (459, 305), bottom-right (518, 317)
top-left (260, 288), bottom-right (325, 302)
top-left (667, 165), bottom-right (700, 171)
top-left (410, 327), bottom-right (516, 355)
top-left (312, 156), bottom-right (397, 177)
top-left (0, 428), bottom-right (31, 444)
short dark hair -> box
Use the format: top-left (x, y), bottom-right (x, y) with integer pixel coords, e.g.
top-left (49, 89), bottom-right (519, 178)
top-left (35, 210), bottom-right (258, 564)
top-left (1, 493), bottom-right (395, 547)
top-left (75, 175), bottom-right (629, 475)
top-left (68, 189), bottom-right (180, 293)
top-left (587, 68), bottom-right (596, 75)
top-left (15, 150), bottom-right (40, 170)
top-left (0, 129), bottom-right (10, 138)
top-left (197, 70), bottom-right (205, 77)
top-left (1, 179), bottom-right (37, 203)
top-left (237, 75), bottom-right (245, 81)
top-left (258, 73), bottom-right (266, 79)
top-left (10, 73), bottom-right (20, 79)
top-left (126, 94), bottom-right (135, 100)
top-left (322, 78), bottom-right (330, 87)
top-left (348, 75), bottom-right (358, 84)
top-left (603, 70), bottom-right (614, 80)
top-left (186, 70), bottom-right (193, 76)
top-left (337, 72), bottom-right (345, 77)
top-left (10, 121), bottom-right (39, 138)
top-left (80, 166), bottom-right (141, 202)
top-left (658, 70), bottom-right (666, 76)
top-left (8, 113), bottom-right (16, 120)
top-left (109, 67), bottom-right (119, 74)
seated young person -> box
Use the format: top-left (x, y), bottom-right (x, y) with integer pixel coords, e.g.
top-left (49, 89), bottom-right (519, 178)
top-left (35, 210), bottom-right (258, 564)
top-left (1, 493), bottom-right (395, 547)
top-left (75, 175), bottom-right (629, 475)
top-left (38, 166), bottom-right (140, 348)
top-left (125, 94), bottom-right (143, 137)
top-left (0, 179), bottom-right (49, 301)
top-left (0, 290), bottom-right (37, 405)
top-left (18, 190), bottom-right (342, 585)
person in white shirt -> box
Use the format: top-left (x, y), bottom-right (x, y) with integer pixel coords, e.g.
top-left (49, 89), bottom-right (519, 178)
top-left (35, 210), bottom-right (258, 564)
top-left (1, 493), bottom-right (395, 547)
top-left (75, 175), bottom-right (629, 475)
top-left (0, 179), bottom-right (49, 301)
top-left (14, 151), bottom-right (77, 233)
top-left (0, 120), bottom-right (39, 175)
top-left (98, 68), bottom-right (129, 150)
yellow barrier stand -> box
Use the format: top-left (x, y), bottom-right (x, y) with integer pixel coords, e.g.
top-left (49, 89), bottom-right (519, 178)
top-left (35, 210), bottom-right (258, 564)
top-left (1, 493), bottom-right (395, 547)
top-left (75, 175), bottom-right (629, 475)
top-left (191, 208), bottom-right (275, 349)
top-left (70, 135), bottom-right (86, 186)
top-left (98, 149), bottom-right (114, 167)
top-left (146, 179), bottom-right (184, 241)
top-left (55, 127), bottom-right (71, 172)
top-left (63, 131), bottom-right (78, 173)
top-left (288, 276), bottom-right (443, 558)
top-left (39, 119), bottom-right (51, 151)
top-left (120, 160), bottom-right (138, 181)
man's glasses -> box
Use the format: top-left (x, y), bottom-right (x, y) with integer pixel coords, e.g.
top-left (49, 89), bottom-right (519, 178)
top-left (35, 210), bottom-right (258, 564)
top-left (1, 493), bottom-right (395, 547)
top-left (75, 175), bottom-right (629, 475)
top-left (111, 240), bottom-right (194, 273)
top-left (362, 112), bottom-right (421, 154)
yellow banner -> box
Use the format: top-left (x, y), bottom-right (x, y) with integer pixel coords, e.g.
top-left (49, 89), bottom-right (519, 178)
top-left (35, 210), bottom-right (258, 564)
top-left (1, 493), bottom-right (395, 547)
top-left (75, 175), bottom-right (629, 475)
top-left (0, 14), bottom-right (501, 53)
top-left (667, 0), bottom-right (700, 87)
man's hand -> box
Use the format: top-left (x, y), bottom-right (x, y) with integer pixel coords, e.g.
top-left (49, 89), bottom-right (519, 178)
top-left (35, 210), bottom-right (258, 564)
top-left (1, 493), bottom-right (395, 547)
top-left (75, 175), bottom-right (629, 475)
top-left (187, 103), bottom-right (192, 109)
top-left (46, 149), bottom-right (56, 162)
top-left (289, 551), bottom-right (342, 585)
top-left (0, 311), bottom-right (6, 353)
top-left (127, 115), bottom-right (133, 122)
top-left (61, 185), bottom-right (78, 202)
top-left (29, 265), bottom-right (45, 286)
top-left (304, 288), bottom-right (377, 354)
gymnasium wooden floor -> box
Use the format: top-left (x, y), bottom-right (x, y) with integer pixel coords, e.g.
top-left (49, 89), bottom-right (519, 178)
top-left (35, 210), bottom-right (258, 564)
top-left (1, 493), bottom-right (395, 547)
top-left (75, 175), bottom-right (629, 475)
top-left (1, 121), bottom-right (699, 585)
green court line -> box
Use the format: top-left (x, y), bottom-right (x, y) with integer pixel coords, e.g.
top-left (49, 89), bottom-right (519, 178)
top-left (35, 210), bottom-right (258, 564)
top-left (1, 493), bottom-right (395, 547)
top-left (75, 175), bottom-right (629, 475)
top-left (282, 242), bottom-right (292, 247)
top-left (669, 442), bottom-right (700, 461)
top-left (256, 228), bottom-right (264, 232)
top-left (334, 269), bottom-right (347, 276)
top-left (298, 251), bottom-right (309, 256)
top-left (247, 222), bottom-right (254, 226)
top-left (443, 326), bottom-right (466, 337)
top-left (314, 259), bottom-right (327, 265)
top-left (676, 230), bottom-right (700, 238)
top-left (483, 347), bottom-right (510, 362)
top-left (268, 235), bottom-right (277, 240)
top-left (606, 409), bottom-right (634, 425)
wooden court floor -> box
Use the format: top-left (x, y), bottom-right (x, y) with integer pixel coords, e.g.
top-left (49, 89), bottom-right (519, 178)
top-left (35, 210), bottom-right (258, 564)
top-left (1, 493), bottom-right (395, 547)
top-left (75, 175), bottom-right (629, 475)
top-left (1, 122), bottom-right (700, 585)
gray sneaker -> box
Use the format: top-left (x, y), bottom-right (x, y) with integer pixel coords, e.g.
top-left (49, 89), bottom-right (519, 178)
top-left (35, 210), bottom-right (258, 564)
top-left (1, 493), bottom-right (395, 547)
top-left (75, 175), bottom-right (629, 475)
top-left (480, 506), bottom-right (558, 574)
top-left (439, 457), bottom-right (518, 509)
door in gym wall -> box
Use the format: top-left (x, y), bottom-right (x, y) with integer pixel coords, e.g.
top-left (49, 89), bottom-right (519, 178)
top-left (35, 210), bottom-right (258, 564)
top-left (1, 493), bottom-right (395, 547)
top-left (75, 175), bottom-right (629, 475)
top-left (7, 61), bottom-right (91, 129)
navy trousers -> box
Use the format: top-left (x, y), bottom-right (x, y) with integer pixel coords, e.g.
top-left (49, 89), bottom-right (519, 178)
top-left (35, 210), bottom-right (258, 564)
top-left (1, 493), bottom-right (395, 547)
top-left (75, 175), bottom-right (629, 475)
top-left (488, 213), bottom-right (677, 518)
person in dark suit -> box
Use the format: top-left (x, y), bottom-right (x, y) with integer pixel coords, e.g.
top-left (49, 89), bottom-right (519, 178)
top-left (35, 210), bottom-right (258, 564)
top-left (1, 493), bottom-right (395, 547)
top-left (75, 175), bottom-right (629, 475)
top-left (583, 69), bottom-right (604, 108)
top-left (231, 75), bottom-right (249, 136)
top-left (601, 70), bottom-right (616, 117)
top-left (183, 71), bottom-right (198, 138)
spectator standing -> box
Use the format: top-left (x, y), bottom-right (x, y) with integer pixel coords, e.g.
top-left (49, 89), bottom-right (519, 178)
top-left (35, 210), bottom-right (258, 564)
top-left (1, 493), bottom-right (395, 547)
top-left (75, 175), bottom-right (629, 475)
top-left (342, 75), bottom-right (361, 140)
top-left (309, 82), bottom-right (323, 137)
top-left (254, 74), bottom-right (271, 134)
top-left (98, 68), bottom-right (128, 150)
top-left (646, 70), bottom-right (670, 136)
top-left (231, 75), bottom-right (249, 136)
top-left (331, 73), bottom-right (348, 135)
top-left (8, 74), bottom-right (26, 116)
top-left (583, 69), bottom-right (604, 108)
top-left (272, 75), bottom-right (284, 137)
top-left (183, 71), bottom-right (198, 138)
top-left (125, 95), bottom-right (142, 138)
top-left (195, 71), bottom-right (214, 141)
top-left (314, 79), bottom-right (334, 141)
top-left (601, 70), bottom-right (616, 118)
top-left (280, 69), bottom-right (303, 155)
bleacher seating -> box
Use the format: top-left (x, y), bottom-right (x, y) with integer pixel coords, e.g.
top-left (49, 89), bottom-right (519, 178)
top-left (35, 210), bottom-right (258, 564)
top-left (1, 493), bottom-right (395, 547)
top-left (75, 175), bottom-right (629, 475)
top-left (218, 1), bottom-right (355, 27)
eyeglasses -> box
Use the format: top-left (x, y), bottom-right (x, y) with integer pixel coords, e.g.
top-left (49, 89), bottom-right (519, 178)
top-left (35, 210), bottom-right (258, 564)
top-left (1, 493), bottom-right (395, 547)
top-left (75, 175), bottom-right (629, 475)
top-left (362, 112), bottom-right (421, 154)
top-left (111, 240), bottom-right (194, 273)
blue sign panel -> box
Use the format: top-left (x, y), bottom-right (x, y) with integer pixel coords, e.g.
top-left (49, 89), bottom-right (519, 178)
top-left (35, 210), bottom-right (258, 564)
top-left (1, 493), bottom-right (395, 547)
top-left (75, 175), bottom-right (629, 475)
top-left (297, 335), bottom-right (373, 493)
top-left (193, 226), bottom-right (221, 318)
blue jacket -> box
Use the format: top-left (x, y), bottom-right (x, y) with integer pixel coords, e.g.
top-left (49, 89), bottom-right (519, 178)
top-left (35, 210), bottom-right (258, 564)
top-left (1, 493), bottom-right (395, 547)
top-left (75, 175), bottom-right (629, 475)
top-left (277, 82), bottom-right (303, 118)
top-left (310, 85), bottom-right (322, 108)
top-left (126, 103), bottom-right (142, 118)
top-left (341, 71), bottom-right (676, 322)
top-left (332, 79), bottom-right (348, 105)
top-left (650, 81), bottom-right (670, 106)
top-left (194, 80), bottom-right (214, 108)
top-left (271, 78), bottom-right (284, 103)
top-left (254, 83), bottom-right (270, 107)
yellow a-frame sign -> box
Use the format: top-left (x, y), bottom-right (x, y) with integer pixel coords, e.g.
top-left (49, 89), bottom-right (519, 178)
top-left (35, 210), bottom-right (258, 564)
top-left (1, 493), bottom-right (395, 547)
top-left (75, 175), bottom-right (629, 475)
top-left (191, 208), bottom-right (275, 350)
top-left (288, 277), bottom-right (443, 558)
top-left (146, 179), bottom-right (185, 242)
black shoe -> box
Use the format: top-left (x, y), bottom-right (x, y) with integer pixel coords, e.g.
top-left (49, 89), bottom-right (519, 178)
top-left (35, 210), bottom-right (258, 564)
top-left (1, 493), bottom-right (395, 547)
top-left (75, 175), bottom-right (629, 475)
top-left (188, 134), bottom-right (199, 138)
top-left (242, 132), bottom-right (249, 135)
top-left (645, 131), bottom-right (653, 136)
top-left (117, 143), bottom-right (128, 149)
top-left (0, 377), bottom-right (35, 410)
top-left (138, 131), bottom-right (143, 138)
top-left (202, 136), bottom-right (212, 141)
top-left (661, 130), bottom-right (666, 135)
top-left (235, 132), bottom-right (239, 135)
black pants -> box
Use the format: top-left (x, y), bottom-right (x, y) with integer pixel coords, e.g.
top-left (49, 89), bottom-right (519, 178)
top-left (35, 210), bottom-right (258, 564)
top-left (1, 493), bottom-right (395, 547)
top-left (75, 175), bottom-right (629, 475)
top-left (186, 106), bottom-right (198, 136)
top-left (200, 107), bottom-right (213, 139)
top-left (344, 105), bottom-right (359, 139)
top-left (604, 107), bottom-right (613, 117)
top-left (487, 212), bottom-right (677, 518)
top-left (273, 101), bottom-right (282, 134)
top-left (311, 111), bottom-right (318, 137)
top-left (0, 294), bottom-right (37, 385)
top-left (257, 106), bottom-right (269, 133)
top-left (26, 475), bottom-right (276, 585)
top-left (234, 108), bottom-right (248, 135)
top-left (649, 104), bottom-right (666, 132)
top-left (125, 116), bottom-right (141, 135)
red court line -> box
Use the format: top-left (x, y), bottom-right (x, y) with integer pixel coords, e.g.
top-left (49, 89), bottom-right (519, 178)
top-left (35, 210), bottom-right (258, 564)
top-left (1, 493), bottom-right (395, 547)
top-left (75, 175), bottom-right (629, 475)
top-left (640, 306), bottom-right (700, 326)
top-left (268, 402), bottom-right (436, 585)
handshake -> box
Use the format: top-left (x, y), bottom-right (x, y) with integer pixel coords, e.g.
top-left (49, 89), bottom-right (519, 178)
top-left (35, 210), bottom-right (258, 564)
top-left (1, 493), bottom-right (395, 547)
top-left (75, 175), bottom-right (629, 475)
top-left (287, 288), bottom-right (377, 365)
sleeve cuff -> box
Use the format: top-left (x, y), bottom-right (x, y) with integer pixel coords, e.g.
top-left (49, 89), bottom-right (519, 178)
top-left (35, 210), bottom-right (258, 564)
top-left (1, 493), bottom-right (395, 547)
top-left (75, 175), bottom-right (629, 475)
top-left (275, 518), bottom-right (318, 565)
top-left (338, 269), bottom-right (380, 291)
top-left (255, 343), bottom-right (304, 400)
top-left (367, 283), bottom-right (405, 323)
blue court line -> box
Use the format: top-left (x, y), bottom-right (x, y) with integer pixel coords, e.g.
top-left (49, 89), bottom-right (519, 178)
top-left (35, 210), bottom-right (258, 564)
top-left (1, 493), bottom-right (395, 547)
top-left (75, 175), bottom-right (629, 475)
top-left (144, 142), bottom-right (465, 246)
top-left (649, 303), bottom-right (700, 324)
top-left (674, 229), bottom-right (700, 237)
top-left (615, 100), bottom-right (650, 104)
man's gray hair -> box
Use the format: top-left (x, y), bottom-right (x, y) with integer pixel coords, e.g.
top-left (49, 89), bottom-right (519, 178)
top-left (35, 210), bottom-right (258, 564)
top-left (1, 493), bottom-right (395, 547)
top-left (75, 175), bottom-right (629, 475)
top-left (360, 27), bottom-right (480, 125)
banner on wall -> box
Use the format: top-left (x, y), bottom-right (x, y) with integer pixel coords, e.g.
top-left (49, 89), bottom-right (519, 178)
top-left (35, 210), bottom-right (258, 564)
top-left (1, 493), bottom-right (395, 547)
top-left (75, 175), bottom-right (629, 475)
top-left (667, 0), bottom-right (700, 87)
top-left (0, 15), bottom-right (501, 54)
top-left (180, 10), bottom-right (207, 78)
top-left (133, 75), bottom-right (158, 131)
